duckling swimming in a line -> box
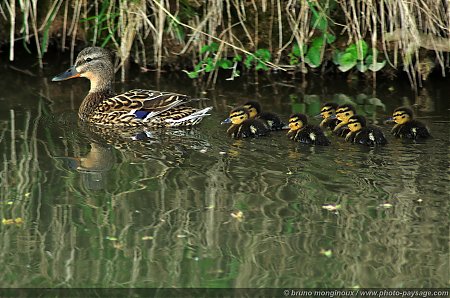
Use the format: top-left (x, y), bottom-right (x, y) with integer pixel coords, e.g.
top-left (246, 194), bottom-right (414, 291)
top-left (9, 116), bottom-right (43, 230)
top-left (391, 107), bottom-right (431, 140)
top-left (333, 104), bottom-right (356, 137)
top-left (319, 102), bottom-right (339, 131)
top-left (287, 113), bottom-right (330, 145)
top-left (222, 107), bottom-right (269, 138)
top-left (346, 115), bottom-right (387, 146)
top-left (243, 101), bottom-right (285, 130)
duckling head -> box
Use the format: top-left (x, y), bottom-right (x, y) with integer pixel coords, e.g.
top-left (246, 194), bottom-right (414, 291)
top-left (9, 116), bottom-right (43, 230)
top-left (288, 113), bottom-right (308, 132)
top-left (243, 101), bottom-right (262, 118)
top-left (347, 115), bottom-right (366, 132)
top-left (52, 47), bottom-right (114, 93)
top-left (221, 107), bottom-right (250, 125)
top-left (320, 102), bottom-right (339, 119)
top-left (392, 107), bottom-right (414, 125)
top-left (336, 104), bottom-right (356, 124)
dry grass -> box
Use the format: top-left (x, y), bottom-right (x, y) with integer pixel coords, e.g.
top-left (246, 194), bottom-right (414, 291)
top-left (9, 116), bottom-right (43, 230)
top-left (1, 0), bottom-right (449, 86)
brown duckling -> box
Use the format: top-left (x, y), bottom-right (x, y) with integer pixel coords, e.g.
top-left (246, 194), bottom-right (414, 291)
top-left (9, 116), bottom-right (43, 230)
top-left (391, 107), bottom-right (431, 139)
top-left (333, 104), bottom-right (356, 137)
top-left (243, 100), bottom-right (285, 130)
top-left (287, 113), bottom-right (330, 145)
top-left (222, 107), bottom-right (269, 138)
top-left (346, 115), bottom-right (387, 146)
top-left (318, 102), bottom-right (339, 131)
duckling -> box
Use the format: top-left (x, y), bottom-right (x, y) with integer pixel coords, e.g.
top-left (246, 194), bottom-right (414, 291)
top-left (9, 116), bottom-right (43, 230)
top-left (287, 113), bottom-right (330, 145)
top-left (52, 47), bottom-right (212, 127)
top-left (222, 107), bottom-right (269, 138)
top-left (243, 101), bottom-right (285, 130)
top-left (345, 115), bottom-right (387, 146)
top-left (391, 107), bottom-right (431, 139)
top-left (318, 102), bottom-right (339, 130)
top-left (333, 104), bottom-right (356, 137)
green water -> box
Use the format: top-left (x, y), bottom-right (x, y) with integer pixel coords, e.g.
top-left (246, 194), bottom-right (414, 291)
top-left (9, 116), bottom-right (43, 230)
top-left (0, 60), bottom-right (448, 290)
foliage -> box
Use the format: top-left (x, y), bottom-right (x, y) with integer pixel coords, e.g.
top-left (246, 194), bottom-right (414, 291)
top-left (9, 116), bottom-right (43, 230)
top-left (332, 40), bottom-right (386, 73)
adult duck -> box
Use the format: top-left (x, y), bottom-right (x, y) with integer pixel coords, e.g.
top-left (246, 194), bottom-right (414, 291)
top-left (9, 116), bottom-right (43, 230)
top-left (52, 47), bottom-right (212, 127)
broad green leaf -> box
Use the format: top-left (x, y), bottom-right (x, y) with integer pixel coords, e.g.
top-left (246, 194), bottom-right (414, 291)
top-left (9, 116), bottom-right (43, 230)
top-left (325, 33), bottom-right (336, 44)
top-left (217, 59), bottom-right (232, 69)
top-left (355, 40), bottom-right (368, 60)
top-left (233, 54), bottom-right (242, 62)
top-left (338, 62), bottom-right (357, 72)
top-left (332, 50), bottom-right (343, 65)
top-left (306, 47), bottom-right (322, 67)
top-left (311, 12), bottom-right (328, 31)
top-left (255, 48), bottom-right (271, 61)
top-left (338, 52), bottom-right (357, 67)
top-left (292, 43), bottom-right (307, 57)
top-left (255, 62), bottom-right (269, 71)
top-left (311, 36), bottom-right (325, 48)
top-left (367, 61), bottom-right (386, 72)
top-left (356, 61), bottom-right (368, 72)
top-left (244, 54), bottom-right (255, 68)
top-left (187, 71), bottom-right (199, 79)
top-left (200, 45), bottom-right (210, 54)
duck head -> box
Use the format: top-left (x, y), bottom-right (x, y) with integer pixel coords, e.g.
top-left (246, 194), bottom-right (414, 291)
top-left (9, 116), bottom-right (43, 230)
top-left (52, 47), bottom-right (114, 93)
top-left (221, 107), bottom-right (250, 125)
top-left (392, 107), bottom-right (413, 125)
top-left (288, 113), bottom-right (308, 132)
top-left (336, 104), bottom-right (356, 124)
top-left (347, 115), bottom-right (366, 133)
top-left (318, 102), bottom-right (338, 119)
top-left (243, 101), bottom-right (262, 118)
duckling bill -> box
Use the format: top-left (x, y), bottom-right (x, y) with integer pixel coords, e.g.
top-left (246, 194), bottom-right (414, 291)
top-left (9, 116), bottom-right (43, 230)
top-left (243, 101), bottom-right (285, 130)
top-left (345, 115), bottom-right (387, 146)
top-left (287, 113), bottom-right (330, 145)
top-left (391, 107), bottom-right (431, 139)
top-left (222, 107), bottom-right (269, 138)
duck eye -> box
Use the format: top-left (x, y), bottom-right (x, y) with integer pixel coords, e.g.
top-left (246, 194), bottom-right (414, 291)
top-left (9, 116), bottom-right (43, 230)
top-left (240, 116), bottom-right (244, 119)
top-left (345, 112), bottom-right (349, 116)
top-left (85, 57), bottom-right (93, 62)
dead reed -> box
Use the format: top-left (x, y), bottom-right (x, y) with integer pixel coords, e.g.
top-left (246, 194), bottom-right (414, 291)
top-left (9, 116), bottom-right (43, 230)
top-left (1, 0), bottom-right (448, 87)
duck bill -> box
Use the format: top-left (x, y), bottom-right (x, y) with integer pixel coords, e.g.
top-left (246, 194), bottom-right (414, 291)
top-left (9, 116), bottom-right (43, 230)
top-left (281, 124), bottom-right (290, 130)
top-left (52, 66), bottom-right (80, 81)
top-left (384, 117), bottom-right (395, 124)
top-left (221, 118), bottom-right (231, 125)
top-left (314, 113), bottom-right (323, 119)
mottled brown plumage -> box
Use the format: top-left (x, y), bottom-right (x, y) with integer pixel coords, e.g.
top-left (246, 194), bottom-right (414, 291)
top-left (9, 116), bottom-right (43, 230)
top-left (52, 47), bottom-right (212, 127)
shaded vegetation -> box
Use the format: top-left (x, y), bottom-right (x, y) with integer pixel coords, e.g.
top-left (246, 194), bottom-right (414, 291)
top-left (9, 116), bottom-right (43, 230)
top-left (1, 0), bottom-right (449, 88)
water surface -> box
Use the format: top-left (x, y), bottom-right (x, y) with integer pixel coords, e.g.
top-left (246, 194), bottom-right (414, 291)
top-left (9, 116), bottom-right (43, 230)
top-left (0, 60), bottom-right (448, 289)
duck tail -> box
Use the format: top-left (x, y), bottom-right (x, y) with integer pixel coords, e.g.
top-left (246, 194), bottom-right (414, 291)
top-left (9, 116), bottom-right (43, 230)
top-left (165, 107), bottom-right (213, 126)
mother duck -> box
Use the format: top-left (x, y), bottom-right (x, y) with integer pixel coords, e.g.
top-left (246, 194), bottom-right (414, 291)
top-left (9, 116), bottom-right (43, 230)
top-left (52, 47), bottom-right (212, 127)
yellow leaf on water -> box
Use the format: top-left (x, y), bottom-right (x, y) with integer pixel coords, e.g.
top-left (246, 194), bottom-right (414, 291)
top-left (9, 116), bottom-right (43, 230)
top-left (322, 204), bottom-right (341, 211)
top-left (231, 211), bottom-right (244, 221)
top-left (320, 249), bottom-right (333, 258)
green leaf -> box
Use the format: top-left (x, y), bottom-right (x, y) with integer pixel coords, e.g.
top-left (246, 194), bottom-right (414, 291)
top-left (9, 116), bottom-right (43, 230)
top-left (311, 36), bottom-right (325, 48)
top-left (200, 45), bottom-right (210, 54)
top-left (355, 40), bottom-right (368, 60)
top-left (244, 54), bottom-right (255, 69)
top-left (306, 46), bottom-right (322, 67)
top-left (217, 59), bottom-right (232, 69)
top-left (255, 48), bottom-right (271, 61)
top-left (338, 52), bottom-right (357, 68)
top-left (325, 33), bottom-right (336, 44)
top-left (233, 54), bottom-right (242, 62)
top-left (367, 60), bottom-right (386, 72)
top-left (356, 61), bottom-right (368, 72)
top-left (292, 43), bottom-right (307, 57)
top-left (187, 72), bottom-right (198, 79)
top-left (332, 50), bottom-right (343, 65)
top-left (255, 62), bottom-right (269, 71)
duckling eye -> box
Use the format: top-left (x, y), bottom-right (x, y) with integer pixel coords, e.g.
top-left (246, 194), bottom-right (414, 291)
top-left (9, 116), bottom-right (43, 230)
top-left (402, 115), bottom-right (405, 118)
top-left (240, 116), bottom-right (244, 119)
top-left (345, 112), bottom-right (349, 116)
